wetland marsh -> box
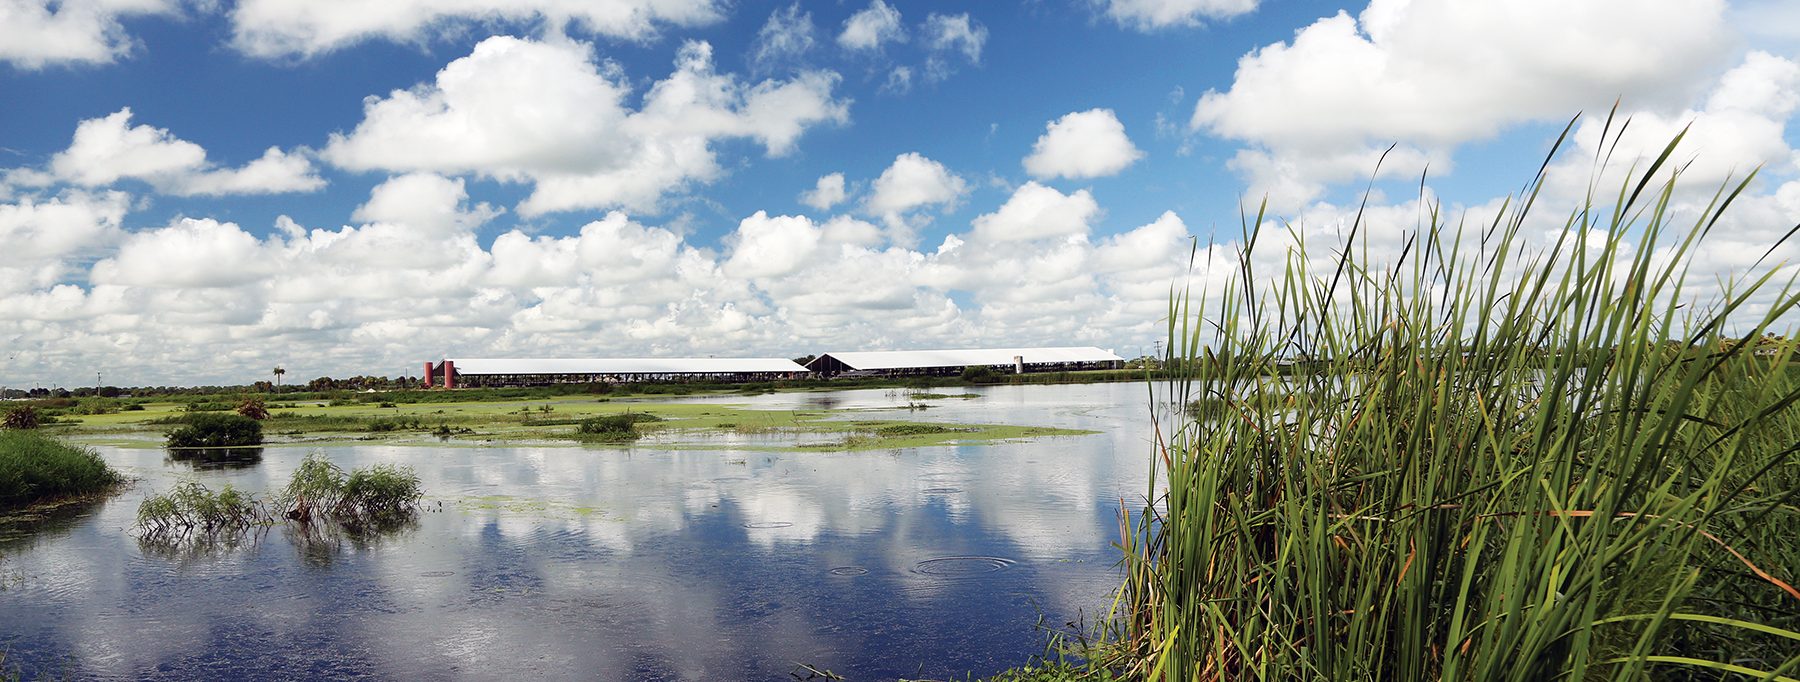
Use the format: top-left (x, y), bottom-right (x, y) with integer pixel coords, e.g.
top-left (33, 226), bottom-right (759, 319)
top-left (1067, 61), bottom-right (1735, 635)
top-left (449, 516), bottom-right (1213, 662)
top-left (0, 382), bottom-right (1160, 680)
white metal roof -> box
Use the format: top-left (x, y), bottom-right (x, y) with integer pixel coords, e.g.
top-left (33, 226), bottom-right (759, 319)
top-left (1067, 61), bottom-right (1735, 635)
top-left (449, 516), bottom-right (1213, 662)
top-left (447, 358), bottom-right (808, 375)
top-left (811, 347), bottom-right (1123, 371)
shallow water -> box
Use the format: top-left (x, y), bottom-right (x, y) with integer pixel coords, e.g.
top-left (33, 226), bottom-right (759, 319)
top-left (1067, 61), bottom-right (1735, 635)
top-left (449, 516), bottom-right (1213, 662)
top-left (0, 382), bottom-right (1174, 680)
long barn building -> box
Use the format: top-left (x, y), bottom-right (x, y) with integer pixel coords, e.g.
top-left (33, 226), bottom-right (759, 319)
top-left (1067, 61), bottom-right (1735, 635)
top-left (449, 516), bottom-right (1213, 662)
top-left (424, 358), bottom-right (809, 388)
top-left (804, 347), bottom-right (1124, 377)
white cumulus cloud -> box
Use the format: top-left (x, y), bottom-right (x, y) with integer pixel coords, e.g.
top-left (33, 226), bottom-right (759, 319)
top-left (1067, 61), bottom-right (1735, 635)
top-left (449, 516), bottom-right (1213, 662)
top-left (838, 0), bottom-right (904, 51)
top-left (1544, 51), bottom-right (1800, 207)
top-left (800, 172), bottom-right (847, 211)
top-left (0, 0), bottom-right (177, 69)
top-left (229, 0), bottom-right (724, 58)
top-left (866, 152), bottom-right (965, 215)
top-left (1, 162), bottom-right (1209, 385)
top-left (1096, 0), bottom-right (1259, 30)
top-left (175, 147), bottom-right (326, 196)
top-left (1023, 109), bottom-right (1144, 180)
top-left (969, 182), bottom-right (1101, 243)
top-left (918, 12), bottom-right (987, 83)
top-left (863, 152), bottom-right (967, 240)
top-left (923, 13), bottom-right (986, 63)
top-left (353, 173), bottom-right (502, 234)
top-left (0, 190), bottom-right (130, 295)
top-left (882, 65), bottom-right (913, 94)
top-left (1191, 0), bottom-right (1733, 210)
top-left (324, 37), bottom-right (849, 216)
top-left (723, 211), bottom-right (823, 279)
top-left (11, 108), bottom-right (324, 197)
top-left (751, 3), bottom-right (815, 71)
top-left (90, 218), bottom-right (273, 289)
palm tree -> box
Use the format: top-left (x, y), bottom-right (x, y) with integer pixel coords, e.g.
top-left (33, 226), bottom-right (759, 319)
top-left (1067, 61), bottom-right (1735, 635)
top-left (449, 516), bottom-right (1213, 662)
top-left (273, 366), bottom-right (286, 389)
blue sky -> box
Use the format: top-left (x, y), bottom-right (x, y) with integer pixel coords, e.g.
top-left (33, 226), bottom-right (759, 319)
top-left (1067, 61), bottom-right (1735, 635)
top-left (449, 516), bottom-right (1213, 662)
top-left (3, 2), bottom-right (1350, 241)
top-left (3, 0), bottom-right (1799, 386)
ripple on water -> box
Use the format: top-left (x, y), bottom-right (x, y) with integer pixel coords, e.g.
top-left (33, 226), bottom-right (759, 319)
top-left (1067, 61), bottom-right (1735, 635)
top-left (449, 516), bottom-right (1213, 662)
top-left (827, 566), bottom-right (868, 576)
top-left (910, 556), bottom-right (1015, 577)
top-left (742, 521), bottom-right (794, 529)
top-left (527, 525), bottom-right (596, 545)
top-left (419, 571), bottom-right (454, 577)
top-left (921, 487), bottom-right (962, 494)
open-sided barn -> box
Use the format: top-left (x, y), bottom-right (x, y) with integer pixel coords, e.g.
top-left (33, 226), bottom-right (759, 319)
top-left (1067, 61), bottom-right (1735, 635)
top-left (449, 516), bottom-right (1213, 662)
top-left (803, 347), bottom-right (1124, 377)
top-left (425, 358), bottom-right (809, 388)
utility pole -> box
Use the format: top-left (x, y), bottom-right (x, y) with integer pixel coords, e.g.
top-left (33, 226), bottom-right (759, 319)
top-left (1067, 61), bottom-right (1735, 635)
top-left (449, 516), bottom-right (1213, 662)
top-left (1, 351), bottom-right (15, 401)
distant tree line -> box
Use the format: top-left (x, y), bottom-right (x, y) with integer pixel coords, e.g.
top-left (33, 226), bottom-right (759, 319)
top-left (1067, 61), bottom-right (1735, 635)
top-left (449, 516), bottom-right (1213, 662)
top-left (302, 375), bottom-right (423, 392)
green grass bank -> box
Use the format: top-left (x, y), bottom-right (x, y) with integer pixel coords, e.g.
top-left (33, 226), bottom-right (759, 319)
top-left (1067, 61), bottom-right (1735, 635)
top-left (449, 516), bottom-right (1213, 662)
top-left (0, 430), bottom-right (124, 511)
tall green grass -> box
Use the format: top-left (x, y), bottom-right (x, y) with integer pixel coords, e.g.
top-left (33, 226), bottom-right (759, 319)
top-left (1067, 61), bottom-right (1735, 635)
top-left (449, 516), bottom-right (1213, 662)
top-left (1117, 123), bottom-right (1800, 679)
top-left (274, 453), bottom-right (423, 526)
top-left (136, 481), bottom-right (264, 539)
top-left (0, 431), bottom-right (123, 510)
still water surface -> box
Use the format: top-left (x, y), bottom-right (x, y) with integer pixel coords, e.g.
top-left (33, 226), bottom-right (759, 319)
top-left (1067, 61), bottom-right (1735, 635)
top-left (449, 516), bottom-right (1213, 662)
top-left (0, 382), bottom-right (1173, 680)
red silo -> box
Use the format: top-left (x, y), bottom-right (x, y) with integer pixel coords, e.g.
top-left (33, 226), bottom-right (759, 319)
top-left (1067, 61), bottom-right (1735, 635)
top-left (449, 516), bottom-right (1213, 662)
top-left (444, 360), bottom-right (456, 390)
top-left (423, 362), bottom-right (435, 389)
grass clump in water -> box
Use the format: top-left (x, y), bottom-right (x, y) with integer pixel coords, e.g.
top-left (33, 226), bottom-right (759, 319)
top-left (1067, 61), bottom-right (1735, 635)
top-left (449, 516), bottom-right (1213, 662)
top-left (343, 465), bottom-right (425, 519)
top-left (136, 452), bottom-right (423, 543)
top-left (1108, 122), bottom-right (1800, 679)
top-left (0, 431), bottom-right (124, 510)
top-left (575, 413), bottom-right (658, 441)
top-left (431, 424), bottom-right (474, 439)
top-left (276, 453), bottom-right (422, 525)
top-left (165, 413), bottom-right (263, 449)
top-left (136, 481), bottom-right (265, 539)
